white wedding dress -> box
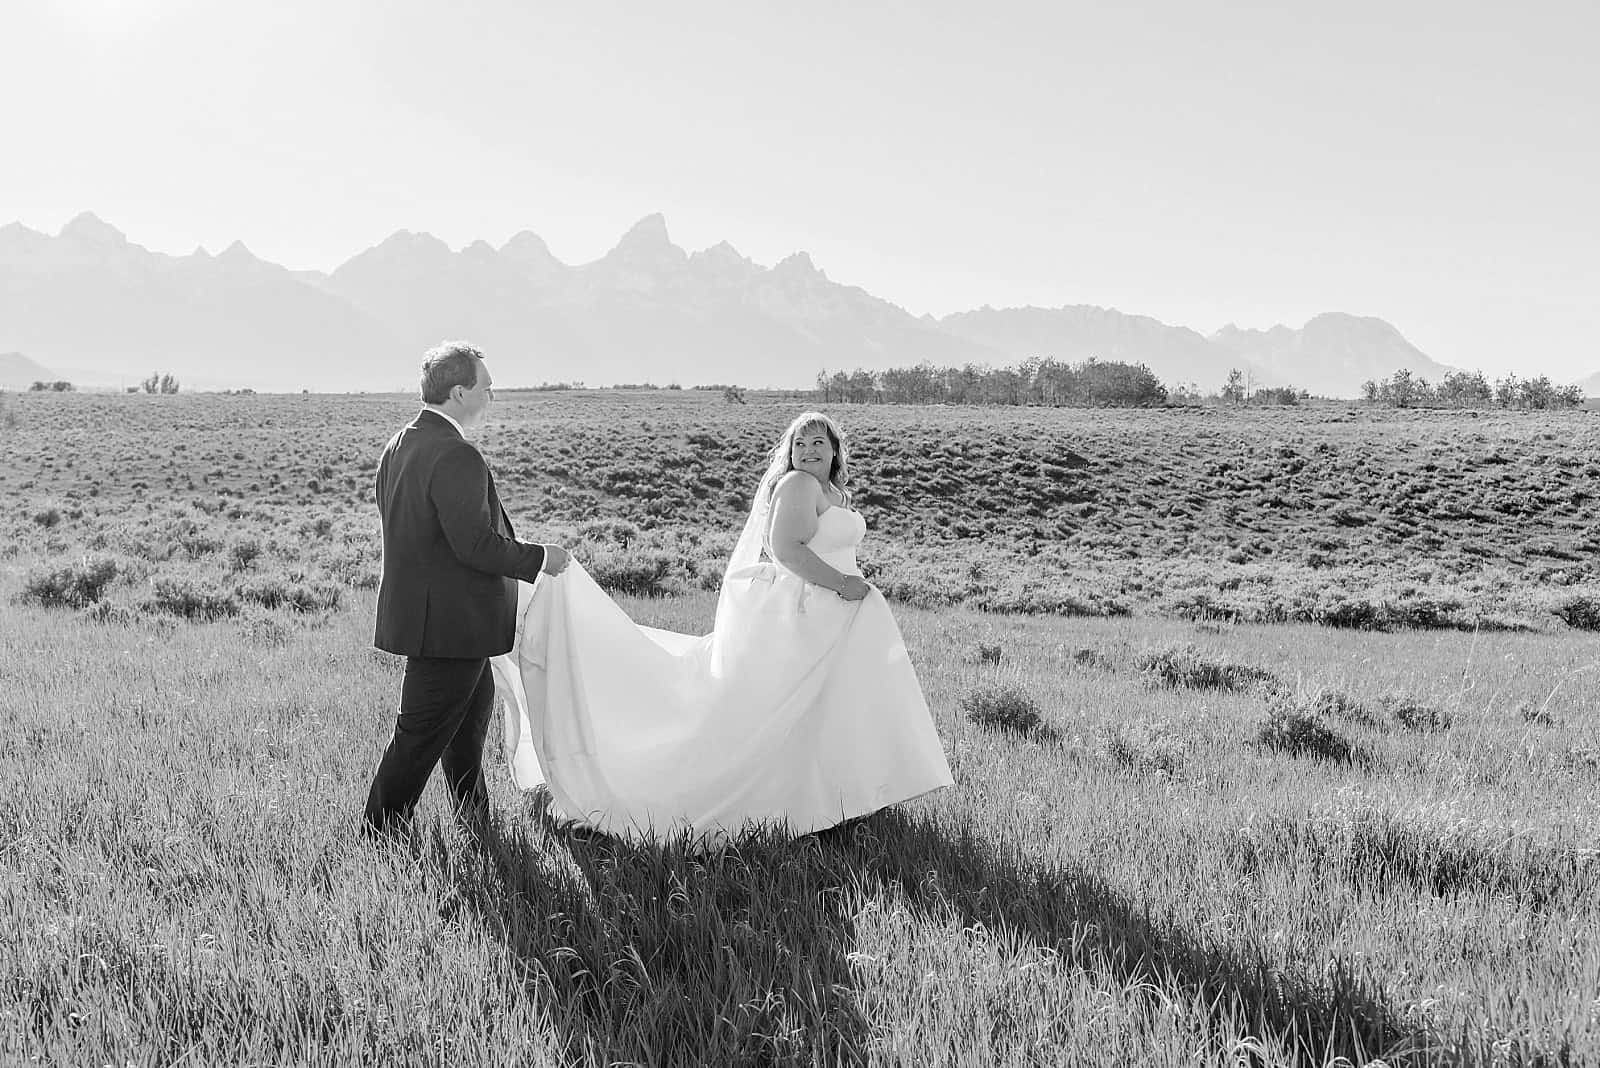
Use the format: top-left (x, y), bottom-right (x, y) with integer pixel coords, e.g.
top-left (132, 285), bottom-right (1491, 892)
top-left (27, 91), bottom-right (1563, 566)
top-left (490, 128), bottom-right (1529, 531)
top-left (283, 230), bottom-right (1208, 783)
top-left (490, 507), bottom-right (953, 839)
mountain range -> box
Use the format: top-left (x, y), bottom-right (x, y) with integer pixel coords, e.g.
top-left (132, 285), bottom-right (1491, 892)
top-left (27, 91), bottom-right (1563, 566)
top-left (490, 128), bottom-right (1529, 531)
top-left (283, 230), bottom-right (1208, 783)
top-left (0, 211), bottom-right (1462, 396)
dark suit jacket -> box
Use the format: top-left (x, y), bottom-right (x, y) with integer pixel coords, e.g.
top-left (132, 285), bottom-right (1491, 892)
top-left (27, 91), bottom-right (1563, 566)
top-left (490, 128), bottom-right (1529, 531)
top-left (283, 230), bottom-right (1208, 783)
top-left (373, 409), bottom-right (546, 658)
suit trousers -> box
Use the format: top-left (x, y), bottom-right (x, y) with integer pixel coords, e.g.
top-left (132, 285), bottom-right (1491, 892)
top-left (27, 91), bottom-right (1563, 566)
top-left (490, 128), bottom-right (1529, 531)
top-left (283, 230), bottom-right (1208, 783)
top-left (364, 656), bottom-right (495, 832)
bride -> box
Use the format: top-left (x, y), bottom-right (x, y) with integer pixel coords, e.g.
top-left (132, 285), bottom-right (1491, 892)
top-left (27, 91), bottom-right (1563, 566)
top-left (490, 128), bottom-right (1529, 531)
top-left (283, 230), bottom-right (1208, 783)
top-left (490, 411), bottom-right (953, 839)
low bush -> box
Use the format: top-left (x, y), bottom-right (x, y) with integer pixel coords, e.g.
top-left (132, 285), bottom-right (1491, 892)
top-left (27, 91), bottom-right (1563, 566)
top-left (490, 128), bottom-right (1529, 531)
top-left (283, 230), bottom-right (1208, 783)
top-left (21, 557), bottom-right (119, 608)
top-left (1098, 719), bottom-right (1192, 776)
top-left (1307, 591), bottom-right (1382, 629)
top-left (80, 599), bottom-right (137, 625)
top-left (236, 607), bottom-right (291, 647)
top-left (1135, 644), bottom-right (1279, 693)
top-left (228, 538), bottom-right (263, 572)
top-left (1551, 593), bottom-right (1600, 631)
top-left (586, 550), bottom-right (675, 597)
top-left (1382, 693), bottom-right (1451, 732)
top-left (1070, 647), bottom-right (1118, 671)
top-left (1301, 687), bottom-right (1382, 730)
top-left (1256, 697), bottom-right (1369, 764)
top-left (236, 578), bottom-right (342, 613)
top-left (870, 568), bottom-right (972, 610)
top-left (147, 578), bottom-right (240, 621)
top-left (959, 683), bottom-right (1044, 738)
top-left (578, 518), bottom-right (642, 547)
top-left (973, 581), bottom-right (1129, 617)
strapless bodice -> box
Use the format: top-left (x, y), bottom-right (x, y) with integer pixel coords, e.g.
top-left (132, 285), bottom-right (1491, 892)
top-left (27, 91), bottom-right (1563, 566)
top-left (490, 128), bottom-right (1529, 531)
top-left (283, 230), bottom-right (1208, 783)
top-left (804, 507), bottom-right (866, 576)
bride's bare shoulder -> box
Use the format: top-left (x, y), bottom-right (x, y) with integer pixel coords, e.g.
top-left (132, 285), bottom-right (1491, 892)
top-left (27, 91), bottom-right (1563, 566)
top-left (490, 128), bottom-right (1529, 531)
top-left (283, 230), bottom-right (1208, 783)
top-left (772, 470), bottom-right (821, 502)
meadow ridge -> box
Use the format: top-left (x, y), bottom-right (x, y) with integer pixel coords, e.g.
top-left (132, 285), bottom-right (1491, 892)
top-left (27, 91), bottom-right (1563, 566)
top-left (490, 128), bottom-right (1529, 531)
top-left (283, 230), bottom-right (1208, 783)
top-left (2, 388), bottom-right (1599, 1065)
top-left (6, 388), bottom-right (1600, 628)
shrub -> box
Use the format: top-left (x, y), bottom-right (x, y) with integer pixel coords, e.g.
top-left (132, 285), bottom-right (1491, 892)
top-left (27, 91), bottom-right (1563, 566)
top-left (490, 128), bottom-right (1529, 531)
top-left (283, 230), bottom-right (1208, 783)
top-left (81, 600), bottom-right (137, 626)
top-left (1098, 720), bottom-right (1192, 776)
top-left (1308, 591), bottom-right (1382, 629)
top-left (21, 557), bottom-right (119, 608)
top-left (586, 551), bottom-right (675, 596)
top-left (1302, 687), bottom-right (1382, 730)
top-left (975, 642), bottom-right (1003, 665)
top-left (1519, 701), bottom-right (1558, 728)
top-left (1070, 647), bottom-right (1118, 671)
top-left (228, 538), bottom-right (263, 572)
top-left (959, 683), bottom-right (1044, 738)
top-left (1383, 588), bottom-right (1466, 629)
top-left (1256, 703), bottom-right (1368, 764)
top-left (236, 607), bottom-right (291, 647)
top-left (1164, 589), bottom-right (1250, 624)
top-left (869, 568), bottom-right (971, 610)
top-left (30, 507), bottom-right (62, 528)
top-left (174, 526), bottom-right (223, 559)
top-left (1382, 693), bottom-right (1451, 732)
top-left (1135, 644), bottom-right (1279, 693)
top-left (974, 582), bottom-right (1129, 617)
top-left (236, 579), bottom-right (341, 613)
top-left (1552, 594), bottom-right (1600, 631)
top-left (147, 578), bottom-right (240, 621)
top-left (578, 518), bottom-right (641, 547)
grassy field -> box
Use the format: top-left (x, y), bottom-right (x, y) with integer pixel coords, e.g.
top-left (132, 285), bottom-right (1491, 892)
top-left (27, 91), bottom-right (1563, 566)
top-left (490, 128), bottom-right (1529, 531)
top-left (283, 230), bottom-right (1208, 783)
top-left (3, 389), bottom-right (1599, 1065)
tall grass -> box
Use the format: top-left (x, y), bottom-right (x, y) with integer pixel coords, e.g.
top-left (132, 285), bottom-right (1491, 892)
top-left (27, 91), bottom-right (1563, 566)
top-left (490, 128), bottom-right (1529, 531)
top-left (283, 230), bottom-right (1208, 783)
top-left (4, 591), bottom-right (1598, 1065)
top-left (5, 392), bottom-right (1600, 1064)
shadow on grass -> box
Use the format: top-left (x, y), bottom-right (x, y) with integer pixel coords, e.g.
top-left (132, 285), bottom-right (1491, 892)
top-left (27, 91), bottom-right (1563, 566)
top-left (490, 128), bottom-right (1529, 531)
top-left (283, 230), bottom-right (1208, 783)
top-left (445, 800), bottom-right (1442, 1067)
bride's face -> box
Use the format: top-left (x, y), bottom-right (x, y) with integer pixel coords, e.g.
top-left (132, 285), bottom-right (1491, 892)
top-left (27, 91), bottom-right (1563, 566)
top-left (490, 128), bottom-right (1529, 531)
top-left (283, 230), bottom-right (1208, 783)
top-left (789, 423), bottom-right (836, 482)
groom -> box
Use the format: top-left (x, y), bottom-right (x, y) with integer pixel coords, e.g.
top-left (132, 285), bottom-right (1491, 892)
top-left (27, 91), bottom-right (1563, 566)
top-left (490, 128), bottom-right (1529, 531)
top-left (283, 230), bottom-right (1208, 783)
top-left (363, 341), bottom-right (569, 834)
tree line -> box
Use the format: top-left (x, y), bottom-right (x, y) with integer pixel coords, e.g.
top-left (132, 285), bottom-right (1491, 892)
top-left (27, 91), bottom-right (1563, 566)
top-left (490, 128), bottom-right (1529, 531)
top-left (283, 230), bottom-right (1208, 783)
top-left (1360, 369), bottom-right (1583, 409)
top-left (814, 357), bottom-right (1169, 407)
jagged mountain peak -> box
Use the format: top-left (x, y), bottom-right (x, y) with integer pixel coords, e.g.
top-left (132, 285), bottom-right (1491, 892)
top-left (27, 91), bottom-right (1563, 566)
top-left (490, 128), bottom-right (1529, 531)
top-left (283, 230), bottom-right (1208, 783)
top-left (591, 212), bottom-right (687, 277)
top-left (773, 250), bottom-right (822, 277)
top-left (0, 221), bottom-right (50, 258)
top-left (373, 229), bottom-right (453, 256)
top-left (617, 212), bottom-right (671, 247)
top-left (331, 230), bottom-right (455, 280)
top-left (596, 213), bottom-right (685, 266)
top-left (1214, 312), bottom-right (1402, 340)
top-left (498, 230), bottom-right (565, 283)
top-left (688, 240), bottom-right (761, 287)
top-left (1301, 311), bottom-right (1406, 340)
top-left (59, 211), bottom-right (127, 246)
top-left (1, 221), bottom-right (47, 241)
top-left (218, 239), bottom-right (257, 262)
top-left (501, 229), bottom-right (557, 259)
top-left (693, 239), bottom-right (747, 262)
top-left (690, 240), bottom-right (757, 271)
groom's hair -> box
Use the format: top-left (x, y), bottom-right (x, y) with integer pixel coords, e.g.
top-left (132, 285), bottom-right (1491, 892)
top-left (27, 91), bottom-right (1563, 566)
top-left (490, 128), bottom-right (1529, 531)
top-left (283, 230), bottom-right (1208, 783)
top-left (419, 342), bottom-right (485, 404)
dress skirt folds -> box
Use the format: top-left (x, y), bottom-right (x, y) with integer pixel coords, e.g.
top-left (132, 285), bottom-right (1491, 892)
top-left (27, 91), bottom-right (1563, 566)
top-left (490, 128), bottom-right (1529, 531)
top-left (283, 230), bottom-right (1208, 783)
top-left (490, 508), bottom-right (953, 839)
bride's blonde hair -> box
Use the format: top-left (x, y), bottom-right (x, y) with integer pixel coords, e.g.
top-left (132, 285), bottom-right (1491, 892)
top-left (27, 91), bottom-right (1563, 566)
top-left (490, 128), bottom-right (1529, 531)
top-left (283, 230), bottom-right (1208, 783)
top-left (755, 411), bottom-right (850, 507)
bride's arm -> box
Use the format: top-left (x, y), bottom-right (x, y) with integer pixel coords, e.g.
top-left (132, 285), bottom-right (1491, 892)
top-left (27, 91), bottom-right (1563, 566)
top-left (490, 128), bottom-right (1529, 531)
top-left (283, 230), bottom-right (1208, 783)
top-left (768, 473), bottom-right (865, 598)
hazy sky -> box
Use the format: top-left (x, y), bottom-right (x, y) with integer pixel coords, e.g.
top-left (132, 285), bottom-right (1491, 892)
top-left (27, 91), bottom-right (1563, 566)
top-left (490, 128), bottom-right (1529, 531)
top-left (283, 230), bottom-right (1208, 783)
top-left (4, 0), bottom-right (1596, 377)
